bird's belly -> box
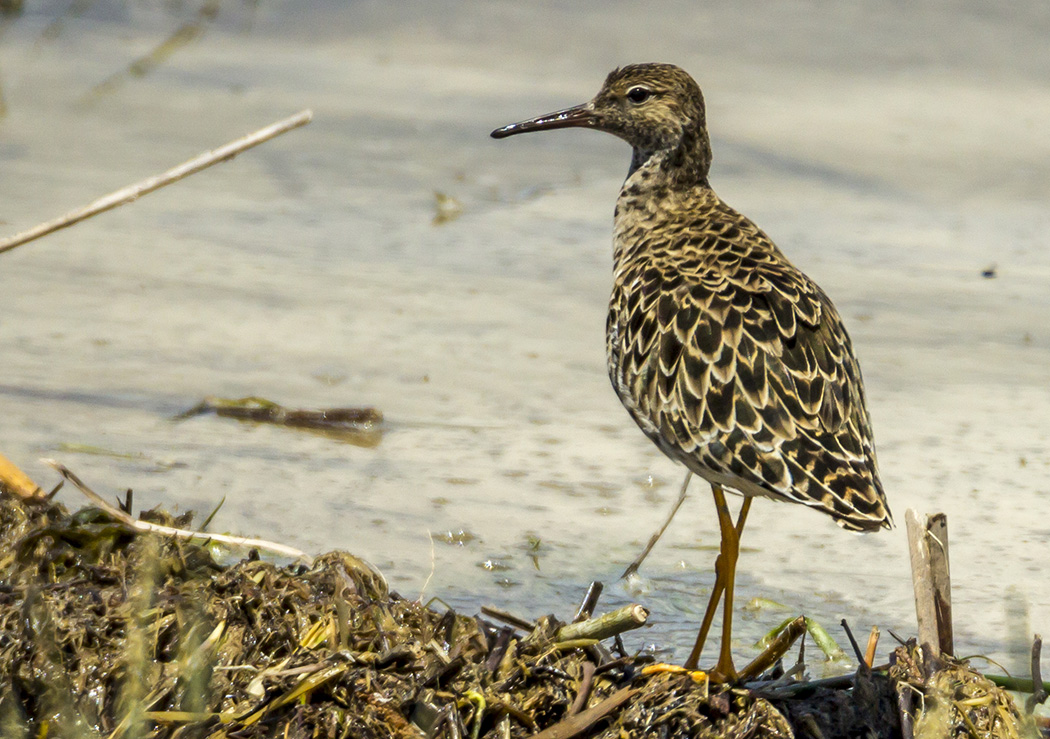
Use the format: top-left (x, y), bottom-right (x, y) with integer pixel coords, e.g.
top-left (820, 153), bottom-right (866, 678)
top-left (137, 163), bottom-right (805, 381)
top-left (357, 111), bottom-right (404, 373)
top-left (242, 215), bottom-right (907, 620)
top-left (685, 466), bottom-right (769, 499)
top-left (607, 306), bottom-right (755, 494)
top-left (609, 367), bottom-right (770, 501)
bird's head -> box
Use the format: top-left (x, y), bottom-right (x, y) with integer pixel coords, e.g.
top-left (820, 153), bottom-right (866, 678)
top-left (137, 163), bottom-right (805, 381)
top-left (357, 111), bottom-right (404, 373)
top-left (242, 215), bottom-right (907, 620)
top-left (492, 63), bottom-right (712, 181)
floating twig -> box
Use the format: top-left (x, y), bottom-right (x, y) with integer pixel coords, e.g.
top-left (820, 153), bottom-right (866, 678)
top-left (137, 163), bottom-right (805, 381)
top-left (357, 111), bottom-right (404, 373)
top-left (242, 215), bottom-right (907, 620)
top-left (176, 397), bottom-right (383, 446)
top-left (0, 110), bottom-right (313, 256)
top-left (85, 0), bottom-right (219, 102)
top-left (42, 459), bottom-right (312, 564)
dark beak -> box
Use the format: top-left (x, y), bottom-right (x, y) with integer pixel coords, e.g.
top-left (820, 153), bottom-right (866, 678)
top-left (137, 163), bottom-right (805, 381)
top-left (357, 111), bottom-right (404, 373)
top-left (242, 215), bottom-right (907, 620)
top-left (490, 104), bottom-right (597, 139)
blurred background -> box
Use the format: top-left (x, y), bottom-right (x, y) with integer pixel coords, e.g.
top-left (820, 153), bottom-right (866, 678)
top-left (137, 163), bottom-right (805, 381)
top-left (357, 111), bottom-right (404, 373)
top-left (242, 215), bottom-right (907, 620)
top-left (1, 0), bottom-right (1048, 672)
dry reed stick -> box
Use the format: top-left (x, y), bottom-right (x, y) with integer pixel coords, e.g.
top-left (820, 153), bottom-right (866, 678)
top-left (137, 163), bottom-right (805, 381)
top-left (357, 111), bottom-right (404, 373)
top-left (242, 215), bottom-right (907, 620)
top-left (905, 509), bottom-right (953, 657)
top-left (864, 626), bottom-right (880, 668)
top-left (0, 109), bottom-right (313, 256)
top-left (43, 459), bottom-right (313, 564)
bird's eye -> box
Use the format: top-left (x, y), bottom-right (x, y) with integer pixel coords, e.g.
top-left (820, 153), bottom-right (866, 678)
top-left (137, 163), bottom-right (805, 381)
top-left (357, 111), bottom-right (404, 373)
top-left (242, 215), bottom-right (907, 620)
top-left (626, 86), bottom-right (652, 104)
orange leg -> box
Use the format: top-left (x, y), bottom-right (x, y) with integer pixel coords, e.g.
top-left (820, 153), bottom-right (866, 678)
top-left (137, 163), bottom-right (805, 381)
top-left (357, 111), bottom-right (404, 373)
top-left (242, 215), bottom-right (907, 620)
top-left (683, 485), bottom-right (751, 679)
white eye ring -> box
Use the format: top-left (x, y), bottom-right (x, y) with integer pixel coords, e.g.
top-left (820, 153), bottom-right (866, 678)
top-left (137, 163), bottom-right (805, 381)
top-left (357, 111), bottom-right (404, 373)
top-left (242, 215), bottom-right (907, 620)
top-left (626, 86), bottom-right (652, 104)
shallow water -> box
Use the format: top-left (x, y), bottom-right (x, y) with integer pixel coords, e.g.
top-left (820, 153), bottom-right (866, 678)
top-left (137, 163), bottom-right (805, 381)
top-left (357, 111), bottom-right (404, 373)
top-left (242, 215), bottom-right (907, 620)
top-left (2, 0), bottom-right (1049, 674)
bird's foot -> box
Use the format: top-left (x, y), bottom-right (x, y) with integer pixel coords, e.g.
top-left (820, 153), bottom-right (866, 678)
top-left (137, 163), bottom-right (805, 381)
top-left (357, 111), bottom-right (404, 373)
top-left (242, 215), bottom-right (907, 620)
top-left (708, 661), bottom-right (738, 685)
top-left (641, 663), bottom-right (709, 687)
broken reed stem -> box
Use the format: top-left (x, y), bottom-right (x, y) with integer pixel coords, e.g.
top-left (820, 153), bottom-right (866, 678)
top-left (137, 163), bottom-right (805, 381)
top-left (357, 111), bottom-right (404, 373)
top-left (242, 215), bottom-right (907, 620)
top-left (738, 615), bottom-right (806, 682)
top-left (840, 619), bottom-right (867, 670)
top-left (530, 687), bottom-right (637, 739)
top-left (905, 509), bottom-right (953, 657)
top-left (0, 451), bottom-right (45, 501)
top-left (986, 674), bottom-right (1050, 695)
top-left (567, 661), bottom-right (596, 717)
top-left (479, 606), bottom-right (537, 633)
top-left (43, 459), bottom-right (313, 564)
top-left (897, 684), bottom-right (915, 739)
top-left (1027, 634), bottom-right (1048, 713)
top-left (554, 604), bottom-right (649, 643)
top-left (573, 582), bottom-right (604, 623)
top-left (864, 626), bottom-right (880, 669)
top-left (0, 110), bottom-right (313, 256)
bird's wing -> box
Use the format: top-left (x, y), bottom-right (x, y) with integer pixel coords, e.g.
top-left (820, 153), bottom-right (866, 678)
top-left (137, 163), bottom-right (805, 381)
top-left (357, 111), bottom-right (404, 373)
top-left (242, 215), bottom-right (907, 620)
top-left (612, 228), bottom-right (891, 531)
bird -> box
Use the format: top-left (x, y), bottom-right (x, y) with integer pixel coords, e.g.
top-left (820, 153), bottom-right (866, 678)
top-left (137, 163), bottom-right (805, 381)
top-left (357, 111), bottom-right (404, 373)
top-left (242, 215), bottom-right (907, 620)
top-left (491, 63), bottom-right (892, 681)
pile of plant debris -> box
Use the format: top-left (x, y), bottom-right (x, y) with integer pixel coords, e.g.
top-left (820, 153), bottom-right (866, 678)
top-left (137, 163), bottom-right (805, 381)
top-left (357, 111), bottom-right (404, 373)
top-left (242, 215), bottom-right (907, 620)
top-left (0, 490), bottom-right (1041, 738)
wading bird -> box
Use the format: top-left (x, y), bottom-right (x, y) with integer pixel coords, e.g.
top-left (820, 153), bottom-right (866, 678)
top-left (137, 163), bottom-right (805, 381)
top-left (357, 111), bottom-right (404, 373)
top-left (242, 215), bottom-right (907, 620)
top-left (491, 63), bottom-right (892, 680)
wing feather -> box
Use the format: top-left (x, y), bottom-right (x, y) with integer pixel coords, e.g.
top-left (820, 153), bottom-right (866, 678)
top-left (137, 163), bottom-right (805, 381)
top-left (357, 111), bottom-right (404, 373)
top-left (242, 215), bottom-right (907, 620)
top-left (608, 202), bottom-right (892, 531)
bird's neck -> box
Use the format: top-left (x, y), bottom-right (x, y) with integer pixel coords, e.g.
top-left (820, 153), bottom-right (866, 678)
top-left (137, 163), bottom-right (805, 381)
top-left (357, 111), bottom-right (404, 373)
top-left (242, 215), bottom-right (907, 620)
top-left (627, 148), bottom-right (655, 178)
top-left (618, 144), bottom-right (715, 216)
top-left (613, 157), bottom-right (720, 269)
top-left (613, 126), bottom-right (717, 268)
top-left (627, 122), bottom-right (713, 187)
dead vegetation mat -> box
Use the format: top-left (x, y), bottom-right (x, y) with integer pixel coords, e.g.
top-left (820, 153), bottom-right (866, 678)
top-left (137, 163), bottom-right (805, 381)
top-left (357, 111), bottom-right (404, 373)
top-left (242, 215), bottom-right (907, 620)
top-left (0, 492), bottom-right (1039, 738)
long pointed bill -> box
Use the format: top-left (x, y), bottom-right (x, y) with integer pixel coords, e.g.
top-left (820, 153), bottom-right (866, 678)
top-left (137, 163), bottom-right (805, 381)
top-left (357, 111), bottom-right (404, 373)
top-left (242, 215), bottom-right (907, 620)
top-left (490, 104), bottom-right (597, 139)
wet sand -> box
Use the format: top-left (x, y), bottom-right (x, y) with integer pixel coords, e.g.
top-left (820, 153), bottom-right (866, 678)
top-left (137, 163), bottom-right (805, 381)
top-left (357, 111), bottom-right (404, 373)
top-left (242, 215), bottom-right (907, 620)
top-left (1, 0), bottom-right (1048, 672)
